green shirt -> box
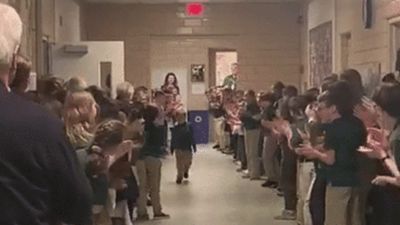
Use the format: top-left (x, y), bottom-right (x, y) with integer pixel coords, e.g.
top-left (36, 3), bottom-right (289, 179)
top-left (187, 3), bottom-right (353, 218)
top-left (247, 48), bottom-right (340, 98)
top-left (324, 115), bottom-right (367, 187)
top-left (223, 74), bottom-right (237, 90)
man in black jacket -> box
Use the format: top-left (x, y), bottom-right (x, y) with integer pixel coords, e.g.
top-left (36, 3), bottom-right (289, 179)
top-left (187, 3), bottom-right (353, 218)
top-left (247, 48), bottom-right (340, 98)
top-left (0, 4), bottom-right (92, 225)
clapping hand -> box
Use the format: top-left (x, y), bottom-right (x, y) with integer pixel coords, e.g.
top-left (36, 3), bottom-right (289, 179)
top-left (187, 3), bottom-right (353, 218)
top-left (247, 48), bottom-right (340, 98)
top-left (273, 118), bottom-right (292, 141)
top-left (297, 127), bottom-right (311, 144)
top-left (366, 127), bottom-right (389, 153)
top-left (357, 146), bottom-right (386, 159)
top-left (354, 100), bottom-right (378, 128)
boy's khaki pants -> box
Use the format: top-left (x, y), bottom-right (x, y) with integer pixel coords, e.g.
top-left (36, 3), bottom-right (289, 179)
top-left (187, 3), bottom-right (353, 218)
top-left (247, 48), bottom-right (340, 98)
top-left (214, 117), bottom-right (226, 148)
top-left (136, 157), bottom-right (162, 216)
top-left (297, 161), bottom-right (314, 225)
top-left (175, 149), bottom-right (193, 179)
top-left (262, 134), bottom-right (280, 182)
top-left (244, 128), bottom-right (261, 179)
top-left (325, 185), bottom-right (361, 225)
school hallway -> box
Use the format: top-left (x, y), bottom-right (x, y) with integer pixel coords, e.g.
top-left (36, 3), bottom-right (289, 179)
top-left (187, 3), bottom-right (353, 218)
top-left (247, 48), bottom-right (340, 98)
top-left (137, 144), bottom-right (295, 225)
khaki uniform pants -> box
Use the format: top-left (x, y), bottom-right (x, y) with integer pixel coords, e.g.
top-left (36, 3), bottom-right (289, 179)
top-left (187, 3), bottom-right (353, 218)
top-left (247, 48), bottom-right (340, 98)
top-left (244, 128), bottom-right (261, 179)
top-left (262, 134), bottom-right (280, 182)
top-left (136, 157), bottom-right (162, 216)
top-left (297, 162), bottom-right (314, 225)
top-left (214, 117), bottom-right (227, 148)
top-left (175, 150), bottom-right (193, 179)
top-left (325, 185), bottom-right (361, 225)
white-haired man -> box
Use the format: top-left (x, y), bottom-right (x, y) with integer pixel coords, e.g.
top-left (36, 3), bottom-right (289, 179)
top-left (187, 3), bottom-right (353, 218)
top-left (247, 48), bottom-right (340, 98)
top-left (0, 3), bottom-right (92, 225)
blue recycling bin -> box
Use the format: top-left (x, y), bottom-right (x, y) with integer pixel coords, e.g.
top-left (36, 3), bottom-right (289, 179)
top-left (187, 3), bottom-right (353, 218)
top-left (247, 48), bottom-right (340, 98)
top-left (188, 110), bottom-right (209, 144)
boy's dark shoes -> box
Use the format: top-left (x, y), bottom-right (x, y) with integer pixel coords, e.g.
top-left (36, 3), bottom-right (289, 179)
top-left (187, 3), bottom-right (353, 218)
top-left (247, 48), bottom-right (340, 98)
top-left (212, 144), bottom-right (220, 149)
top-left (261, 180), bottom-right (278, 188)
top-left (154, 212), bottom-right (170, 220)
top-left (184, 172), bottom-right (189, 179)
top-left (176, 178), bottom-right (183, 184)
top-left (136, 214), bottom-right (150, 221)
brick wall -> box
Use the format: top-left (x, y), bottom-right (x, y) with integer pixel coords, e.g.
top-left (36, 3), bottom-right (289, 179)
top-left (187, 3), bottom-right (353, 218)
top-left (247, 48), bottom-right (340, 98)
top-left (83, 2), bottom-right (302, 109)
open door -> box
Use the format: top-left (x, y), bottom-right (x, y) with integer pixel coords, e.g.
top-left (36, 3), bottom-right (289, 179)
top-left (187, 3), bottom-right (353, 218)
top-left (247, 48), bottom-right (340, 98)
top-left (209, 49), bottom-right (238, 87)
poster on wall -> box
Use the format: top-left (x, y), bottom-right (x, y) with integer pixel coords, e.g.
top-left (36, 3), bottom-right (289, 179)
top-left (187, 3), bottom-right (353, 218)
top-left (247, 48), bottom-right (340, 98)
top-left (191, 64), bottom-right (205, 82)
top-left (309, 21), bottom-right (333, 87)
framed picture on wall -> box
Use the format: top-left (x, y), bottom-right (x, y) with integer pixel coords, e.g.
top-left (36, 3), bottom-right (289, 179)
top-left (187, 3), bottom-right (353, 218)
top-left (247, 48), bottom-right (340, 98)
top-left (191, 64), bottom-right (205, 82)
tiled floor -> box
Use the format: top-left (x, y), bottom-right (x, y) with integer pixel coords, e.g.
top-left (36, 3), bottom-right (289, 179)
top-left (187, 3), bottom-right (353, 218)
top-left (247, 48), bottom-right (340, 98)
top-left (137, 144), bottom-right (295, 225)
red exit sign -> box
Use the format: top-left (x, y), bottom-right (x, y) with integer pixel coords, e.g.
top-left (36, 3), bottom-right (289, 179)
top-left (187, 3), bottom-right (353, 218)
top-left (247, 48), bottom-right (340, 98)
top-left (186, 2), bottom-right (204, 17)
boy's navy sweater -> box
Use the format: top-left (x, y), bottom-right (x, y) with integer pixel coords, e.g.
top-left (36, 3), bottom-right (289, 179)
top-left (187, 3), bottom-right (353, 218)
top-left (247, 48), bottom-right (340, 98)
top-left (171, 122), bottom-right (197, 153)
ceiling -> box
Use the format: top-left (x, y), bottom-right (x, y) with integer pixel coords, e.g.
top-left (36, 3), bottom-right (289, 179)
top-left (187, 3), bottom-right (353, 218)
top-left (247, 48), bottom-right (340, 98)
top-left (86, 0), bottom-right (300, 4)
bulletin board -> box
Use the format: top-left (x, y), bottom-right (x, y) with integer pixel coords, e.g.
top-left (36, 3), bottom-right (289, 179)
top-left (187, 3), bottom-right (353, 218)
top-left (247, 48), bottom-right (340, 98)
top-left (309, 21), bottom-right (333, 87)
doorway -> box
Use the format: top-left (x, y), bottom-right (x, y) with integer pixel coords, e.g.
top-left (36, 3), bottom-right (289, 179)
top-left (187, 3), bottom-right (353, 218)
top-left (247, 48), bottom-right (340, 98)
top-left (100, 62), bottom-right (112, 95)
top-left (209, 49), bottom-right (238, 87)
top-left (389, 18), bottom-right (400, 76)
top-left (340, 32), bottom-right (351, 71)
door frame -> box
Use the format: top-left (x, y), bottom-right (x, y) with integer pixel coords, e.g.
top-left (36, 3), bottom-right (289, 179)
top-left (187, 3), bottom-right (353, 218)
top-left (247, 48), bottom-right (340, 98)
top-left (208, 48), bottom-right (237, 88)
top-left (388, 16), bottom-right (400, 72)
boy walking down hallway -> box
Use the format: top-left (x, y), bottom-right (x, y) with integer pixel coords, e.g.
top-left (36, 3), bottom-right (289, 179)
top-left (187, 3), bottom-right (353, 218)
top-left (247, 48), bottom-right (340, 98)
top-left (171, 110), bottom-right (197, 184)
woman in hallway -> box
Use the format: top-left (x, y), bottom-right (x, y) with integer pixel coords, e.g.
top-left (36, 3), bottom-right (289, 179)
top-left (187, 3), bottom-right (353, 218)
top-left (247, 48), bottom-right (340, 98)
top-left (161, 72), bottom-right (180, 94)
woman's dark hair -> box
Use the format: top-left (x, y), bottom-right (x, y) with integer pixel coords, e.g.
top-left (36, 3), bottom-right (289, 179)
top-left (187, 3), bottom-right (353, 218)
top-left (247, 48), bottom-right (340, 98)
top-left (372, 83), bottom-right (400, 119)
top-left (143, 105), bottom-right (159, 124)
top-left (340, 69), bottom-right (364, 103)
top-left (318, 81), bottom-right (355, 116)
top-left (164, 73), bottom-right (178, 86)
top-left (93, 120), bottom-right (125, 148)
top-left (162, 73), bottom-right (179, 94)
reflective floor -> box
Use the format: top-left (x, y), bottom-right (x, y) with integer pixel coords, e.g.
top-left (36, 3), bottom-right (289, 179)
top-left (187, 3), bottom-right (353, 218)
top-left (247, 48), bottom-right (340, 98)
top-left (137, 144), bottom-right (295, 225)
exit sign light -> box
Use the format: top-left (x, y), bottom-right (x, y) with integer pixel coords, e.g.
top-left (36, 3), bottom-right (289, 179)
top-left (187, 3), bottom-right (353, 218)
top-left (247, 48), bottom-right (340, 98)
top-left (186, 3), bottom-right (204, 17)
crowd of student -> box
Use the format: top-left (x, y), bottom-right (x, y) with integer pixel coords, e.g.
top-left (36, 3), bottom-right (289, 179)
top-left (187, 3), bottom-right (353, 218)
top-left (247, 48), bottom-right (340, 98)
top-left (3, 3), bottom-right (400, 225)
top-left (207, 70), bottom-right (400, 225)
top-left (1, 6), bottom-right (200, 225)
top-left (10, 58), bottom-right (197, 225)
